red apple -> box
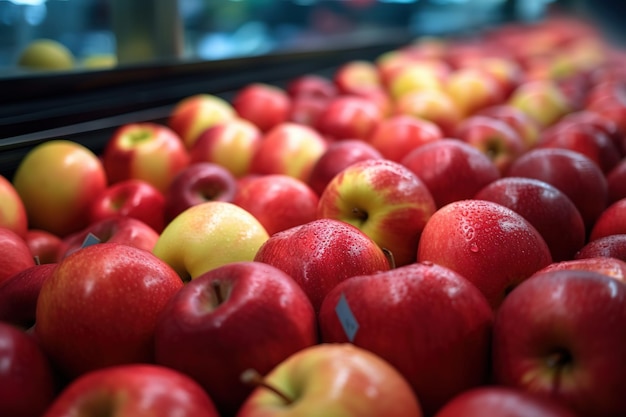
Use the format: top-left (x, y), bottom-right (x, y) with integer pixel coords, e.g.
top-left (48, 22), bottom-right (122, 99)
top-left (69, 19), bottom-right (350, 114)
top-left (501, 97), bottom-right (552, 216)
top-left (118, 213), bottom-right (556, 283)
top-left (101, 122), bottom-right (190, 193)
top-left (319, 262), bottom-right (493, 416)
top-left (254, 218), bottom-right (390, 312)
top-left (232, 83), bottom-right (291, 132)
top-left (288, 95), bottom-right (329, 127)
top-left (394, 89), bottom-right (463, 137)
top-left (154, 261), bottom-right (317, 415)
top-left (474, 177), bottom-right (586, 262)
top-left (492, 269), bottom-right (626, 417)
top-left (233, 174), bottom-right (319, 236)
top-left (417, 199), bottom-right (553, 309)
top-left (387, 62), bottom-right (447, 101)
top-left (333, 60), bottom-right (382, 95)
top-left (35, 242), bottom-right (184, 379)
top-left (163, 162), bottom-right (238, 224)
top-left (88, 178), bottom-right (166, 233)
top-left (589, 198), bottom-right (626, 241)
top-left (286, 74), bottom-right (337, 100)
top-left (24, 229), bottom-right (65, 264)
top-left (477, 104), bottom-right (541, 149)
top-left (0, 322), bottom-right (56, 417)
top-left (0, 174), bottom-right (27, 238)
top-left (585, 82), bottom-right (626, 141)
top-left (560, 110), bottom-right (625, 157)
top-left (530, 256), bottom-right (626, 285)
top-left (43, 364), bottom-right (220, 417)
top-left (575, 234), bottom-right (626, 262)
top-left (0, 227), bottom-right (35, 287)
top-left (607, 158), bottom-right (626, 204)
top-left (401, 138), bottom-right (501, 209)
top-left (315, 95), bottom-right (383, 141)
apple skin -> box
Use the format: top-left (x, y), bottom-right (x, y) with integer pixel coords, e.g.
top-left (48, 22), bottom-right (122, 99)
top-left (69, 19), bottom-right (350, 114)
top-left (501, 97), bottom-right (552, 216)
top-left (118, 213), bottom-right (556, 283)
top-left (477, 104), bottom-right (541, 149)
top-left (589, 198), bottom-right (626, 241)
top-left (560, 110), bottom-right (625, 157)
top-left (12, 140), bottom-right (108, 237)
top-left (474, 177), bottom-right (586, 262)
top-left (307, 139), bottom-right (383, 196)
top-left (318, 159), bottom-right (437, 267)
top-left (286, 74), bottom-right (337, 100)
top-left (315, 95), bottom-right (384, 141)
top-left (492, 269), bottom-right (626, 417)
top-left (232, 83), bottom-right (291, 132)
top-left (506, 147), bottom-right (609, 232)
top-left (154, 261), bottom-right (318, 415)
top-left (394, 89), bottom-right (463, 137)
top-left (233, 174), bottom-right (319, 236)
top-left (168, 93), bottom-right (236, 149)
top-left (88, 178), bottom-right (166, 233)
top-left (42, 364), bottom-right (220, 417)
top-left (607, 158), bottom-right (626, 204)
top-left (236, 343), bottom-right (423, 417)
top-left (0, 174), bottom-right (27, 238)
top-left (575, 234), bottom-right (626, 262)
top-left (0, 227), bottom-right (36, 287)
top-left (0, 263), bottom-right (57, 329)
top-left (287, 95), bottom-right (329, 127)
top-left (445, 67), bottom-right (505, 117)
top-left (401, 138), bottom-right (501, 209)
top-left (24, 229), bottom-right (66, 264)
top-left (508, 80), bottom-right (573, 128)
top-left (35, 242), bottom-right (184, 379)
top-left (189, 118), bottom-right (262, 178)
top-left (153, 201), bottom-right (270, 281)
top-left (530, 256), bottom-right (626, 285)
top-left (433, 386), bottom-right (578, 417)
top-left (253, 218), bottom-right (390, 313)
top-left (417, 199), bottom-right (553, 309)
top-left (101, 122), bottom-right (190, 194)
top-left (163, 162), bottom-right (238, 224)
top-left (0, 322), bottom-right (56, 417)
top-left (387, 62), bottom-right (446, 101)
top-left (319, 262), bottom-right (493, 416)
top-left (333, 60), bottom-right (382, 96)
top-left (366, 114), bottom-right (443, 163)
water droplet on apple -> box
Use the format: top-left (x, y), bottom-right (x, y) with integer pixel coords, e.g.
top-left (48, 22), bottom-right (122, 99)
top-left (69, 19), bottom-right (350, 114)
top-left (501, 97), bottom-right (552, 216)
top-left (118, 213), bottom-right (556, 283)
top-left (421, 260), bottom-right (434, 267)
top-left (470, 242), bottom-right (479, 253)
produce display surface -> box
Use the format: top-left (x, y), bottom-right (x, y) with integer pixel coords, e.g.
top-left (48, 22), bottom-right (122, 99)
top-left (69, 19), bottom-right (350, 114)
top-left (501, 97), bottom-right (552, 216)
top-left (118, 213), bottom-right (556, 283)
top-left (2, 13), bottom-right (626, 417)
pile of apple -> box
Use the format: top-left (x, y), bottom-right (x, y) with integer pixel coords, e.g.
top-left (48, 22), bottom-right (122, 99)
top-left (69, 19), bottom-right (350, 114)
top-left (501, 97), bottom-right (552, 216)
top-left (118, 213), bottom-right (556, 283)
top-left (3, 15), bottom-right (626, 417)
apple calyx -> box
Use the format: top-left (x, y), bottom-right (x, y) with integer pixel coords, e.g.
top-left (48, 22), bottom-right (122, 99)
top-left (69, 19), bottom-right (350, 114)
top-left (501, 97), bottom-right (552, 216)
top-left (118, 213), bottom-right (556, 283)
top-left (545, 348), bottom-right (573, 391)
top-left (240, 368), bottom-right (294, 405)
top-left (351, 206), bottom-right (369, 225)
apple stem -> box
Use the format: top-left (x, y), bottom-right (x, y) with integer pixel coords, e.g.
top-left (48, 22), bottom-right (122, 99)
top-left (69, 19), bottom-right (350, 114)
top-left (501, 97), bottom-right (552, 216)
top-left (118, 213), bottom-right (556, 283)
top-left (382, 247), bottom-right (396, 269)
top-left (240, 369), bottom-right (294, 405)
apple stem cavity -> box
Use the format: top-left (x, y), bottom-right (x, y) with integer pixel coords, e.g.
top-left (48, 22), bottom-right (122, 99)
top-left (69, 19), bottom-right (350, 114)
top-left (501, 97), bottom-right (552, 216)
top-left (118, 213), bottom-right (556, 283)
top-left (545, 348), bottom-right (573, 392)
top-left (211, 280), bottom-right (227, 305)
top-left (241, 368), bottom-right (294, 405)
top-left (351, 207), bottom-right (369, 223)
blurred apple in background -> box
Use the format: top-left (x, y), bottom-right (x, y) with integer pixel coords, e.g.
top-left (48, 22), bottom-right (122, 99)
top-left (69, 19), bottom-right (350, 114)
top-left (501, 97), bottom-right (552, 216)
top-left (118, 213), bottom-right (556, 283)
top-left (319, 262), bottom-right (493, 416)
top-left (575, 234), bottom-right (626, 262)
top-left (588, 198), bottom-right (626, 241)
top-left (318, 159), bottom-right (436, 267)
top-left (189, 118), bottom-right (262, 178)
top-left (401, 138), bottom-right (500, 209)
top-left (168, 93), bottom-right (236, 149)
top-left (417, 199), bottom-right (552, 309)
top-left (508, 80), bottom-right (573, 128)
top-left (101, 122), bottom-right (190, 194)
top-left (154, 201), bottom-right (269, 281)
top-left (163, 162), bottom-right (238, 224)
top-left (43, 364), bottom-right (220, 417)
top-left (0, 174), bottom-right (27, 238)
top-left (394, 89), bottom-right (463, 137)
top-left (492, 270), bottom-right (626, 417)
top-left (560, 110), bottom-right (625, 157)
top-left (233, 174), bottom-right (319, 236)
top-left (387, 62), bottom-right (446, 101)
top-left (236, 343), bottom-right (423, 417)
top-left (88, 178), bottom-right (166, 233)
top-left (288, 95), bottom-right (329, 127)
top-left (12, 140), bottom-right (107, 237)
top-left (254, 218), bottom-right (390, 312)
top-left (474, 177), bottom-right (586, 262)
top-left (333, 60), bottom-right (382, 95)
top-left (530, 257), bottom-right (626, 284)
top-left (0, 322), bottom-right (56, 417)
top-left (607, 159), bottom-right (626, 204)
top-left (232, 83), bottom-right (291, 132)
top-left (477, 104), bottom-right (541, 149)
top-left (0, 227), bottom-right (36, 286)
top-left (24, 229), bottom-right (65, 264)
top-left (155, 261), bottom-right (318, 415)
top-left (585, 82), bottom-right (626, 139)
top-left (315, 95), bottom-right (383, 141)
top-left (445, 67), bottom-right (505, 117)
top-left (286, 74), bottom-right (337, 100)
top-left (35, 243), bottom-right (183, 379)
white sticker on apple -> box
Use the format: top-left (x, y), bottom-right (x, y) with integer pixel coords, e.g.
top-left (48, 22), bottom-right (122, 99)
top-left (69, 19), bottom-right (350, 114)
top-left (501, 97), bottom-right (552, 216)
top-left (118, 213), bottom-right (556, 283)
top-left (335, 293), bottom-right (359, 342)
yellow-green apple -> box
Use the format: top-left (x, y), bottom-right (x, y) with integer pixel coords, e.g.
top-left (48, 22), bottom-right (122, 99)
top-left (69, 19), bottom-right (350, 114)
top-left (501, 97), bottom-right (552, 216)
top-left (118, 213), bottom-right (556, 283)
top-left (455, 115), bottom-right (527, 174)
top-left (474, 177), bottom-right (586, 262)
top-left (333, 60), bottom-right (382, 95)
top-left (445, 67), bottom-right (505, 117)
top-left (189, 118), bottom-right (262, 178)
top-left (154, 261), bottom-right (318, 415)
top-left (0, 174), bottom-right (27, 238)
top-left (168, 93), bottom-right (236, 149)
top-left (286, 74), bottom-right (337, 100)
top-left (236, 343), bottom-right (423, 417)
top-left (478, 104), bottom-right (541, 149)
top-left (0, 227), bottom-right (36, 286)
top-left (319, 262), bottom-right (493, 416)
top-left (88, 179), bottom-right (166, 233)
top-left (307, 139), bottom-right (382, 196)
top-left (387, 62), bottom-right (446, 101)
top-left (42, 364), bottom-right (220, 417)
top-left (492, 269), bottom-right (626, 417)
top-left (253, 218), bottom-right (390, 312)
top-left (417, 199), bottom-right (552, 309)
top-left (163, 162), bottom-right (238, 224)
top-left (463, 56), bottom-right (524, 99)
top-left (101, 122), bottom-right (190, 193)
top-left (0, 322), bottom-right (56, 417)
top-left (318, 159), bottom-right (437, 267)
top-left (575, 234), bottom-right (626, 262)
top-left (607, 159), bottom-right (626, 204)
top-left (401, 138), bottom-right (500, 209)
top-left (589, 198), bottom-right (626, 241)
top-left (365, 114), bottom-right (443, 163)
top-left (154, 201), bottom-right (269, 281)
top-left (232, 83), bottom-right (291, 132)
top-left (249, 122), bottom-right (327, 182)
top-left (0, 263), bottom-right (56, 329)
top-left (506, 148), bottom-right (608, 232)
top-left (433, 386), bottom-right (578, 417)
top-left (12, 140), bottom-right (107, 237)
top-left (508, 80), bottom-right (573, 128)
top-left (530, 257), bottom-right (626, 284)
top-left (314, 95), bottom-right (383, 141)
top-left (394, 89), bottom-right (463, 137)
top-left (233, 174), bottom-right (319, 236)
top-left (24, 229), bottom-right (65, 264)
top-left (35, 242), bottom-right (183, 379)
